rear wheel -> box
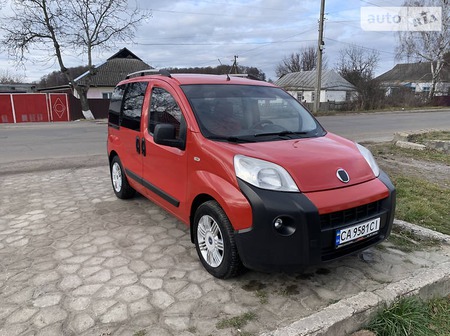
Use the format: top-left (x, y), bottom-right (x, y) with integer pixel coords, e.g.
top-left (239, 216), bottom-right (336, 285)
top-left (110, 156), bottom-right (135, 199)
top-left (193, 200), bottom-right (244, 278)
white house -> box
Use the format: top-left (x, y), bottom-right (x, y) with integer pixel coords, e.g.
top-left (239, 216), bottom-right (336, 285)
top-left (376, 62), bottom-right (450, 96)
top-left (74, 48), bottom-right (152, 99)
top-left (275, 70), bottom-right (357, 103)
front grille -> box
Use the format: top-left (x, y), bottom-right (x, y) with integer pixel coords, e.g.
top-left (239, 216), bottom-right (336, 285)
top-left (320, 200), bottom-right (383, 230)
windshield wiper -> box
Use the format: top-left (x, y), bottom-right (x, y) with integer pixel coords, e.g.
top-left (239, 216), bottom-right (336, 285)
top-left (206, 135), bottom-right (256, 143)
top-left (254, 130), bottom-right (310, 137)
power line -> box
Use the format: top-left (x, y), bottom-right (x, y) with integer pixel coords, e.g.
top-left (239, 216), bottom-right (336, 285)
top-left (324, 37), bottom-right (397, 55)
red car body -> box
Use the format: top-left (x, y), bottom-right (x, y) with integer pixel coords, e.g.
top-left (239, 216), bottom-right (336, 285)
top-left (107, 72), bottom-right (395, 278)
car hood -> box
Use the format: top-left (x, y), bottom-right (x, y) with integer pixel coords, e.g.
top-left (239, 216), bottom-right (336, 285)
top-left (223, 133), bottom-right (376, 193)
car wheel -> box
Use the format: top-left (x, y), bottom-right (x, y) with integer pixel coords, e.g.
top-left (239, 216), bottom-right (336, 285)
top-left (110, 156), bottom-right (135, 199)
top-left (193, 200), bottom-right (244, 279)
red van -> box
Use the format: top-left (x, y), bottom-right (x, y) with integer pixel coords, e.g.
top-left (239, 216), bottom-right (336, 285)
top-left (107, 70), bottom-right (396, 279)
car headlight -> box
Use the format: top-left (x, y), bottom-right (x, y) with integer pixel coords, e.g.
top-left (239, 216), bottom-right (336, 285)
top-left (234, 155), bottom-right (299, 192)
top-left (356, 143), bottom-right (380, 177)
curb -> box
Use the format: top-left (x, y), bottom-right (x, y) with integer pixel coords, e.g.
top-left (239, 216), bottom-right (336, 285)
top-left (260, 221), bottom-right (450, 336)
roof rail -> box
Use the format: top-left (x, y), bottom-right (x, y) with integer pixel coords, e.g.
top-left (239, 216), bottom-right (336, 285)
top-left (126, 69), bottom-right (172, 79)
top-left (228, 73), bottom-right (261, 81)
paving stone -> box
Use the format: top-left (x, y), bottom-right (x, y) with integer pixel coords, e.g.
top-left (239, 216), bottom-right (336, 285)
top-left (175, 283), bottom-right (203, 301)
top-left (96, 285), bottom-right (121, 298)
top-left (103, 256), bottom-right (129, 268)
top-left (0, 323), bottom-right (28, 336)
top-left (129, 298), bottom-right (154, 316)
top-left (72, 284), bottom-right (102, 296)
top-left (116, 285), bottom-right (149, 302)
top-left (6, 307), bottom-right (37, 324)
top-left (70, 313), bottom-right (95, 333)
top-left (33, 306), bottom-right (67, 328)
top-left (59, 274), bottom-right (82, 290)
top-left (66, 297), bottom-right (91, 311)
top-left (108, 273), bottom-right (138, 286)
top-left (99, 302), bottom-right (128, 323)
top-left (33, 294), bottom-right (62, 307)
top-left (1, 165), bottom-right (449, 336)
top-left (141, 277), bottom-right (164, 290)
top-left (151, 290), bottom-right (175, 309)
top-left (6, 287), bottom-right (34, 304)
top-left (85, 269), bottom-right (112, 283)
top-left (164, 316), bottom-right (190, 331)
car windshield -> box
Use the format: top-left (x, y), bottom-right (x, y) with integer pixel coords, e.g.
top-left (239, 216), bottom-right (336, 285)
top-left (181, 84), bottom-right (325, 142)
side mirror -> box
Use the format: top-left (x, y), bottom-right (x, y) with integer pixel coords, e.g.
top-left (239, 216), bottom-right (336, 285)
top-left (154, 124), bottom-right (186, 150)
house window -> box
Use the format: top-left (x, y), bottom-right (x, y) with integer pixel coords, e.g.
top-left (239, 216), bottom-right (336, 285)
top-left (102, 92), bottom-right (112, 99)
top-left (422, 86), bottom-right (430, 92)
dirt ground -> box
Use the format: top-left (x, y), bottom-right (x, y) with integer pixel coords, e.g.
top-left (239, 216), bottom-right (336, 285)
top-left (366, 144), bottom-right (450, 189)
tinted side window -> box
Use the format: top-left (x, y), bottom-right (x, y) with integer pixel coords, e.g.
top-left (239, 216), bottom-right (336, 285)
top-left (149, 87), bottom-right (186, 140)
top-left (108, 85), bottom-right (125, 128)
top-left (121, 82), bottom-right (148, 131)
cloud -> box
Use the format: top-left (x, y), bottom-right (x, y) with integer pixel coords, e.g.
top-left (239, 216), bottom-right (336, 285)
top-left (0, 0), bottom-right (406, 83)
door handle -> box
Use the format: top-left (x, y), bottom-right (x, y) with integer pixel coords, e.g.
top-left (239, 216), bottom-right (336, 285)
top-left (136, 136), bottom-right (140, 154)
top-left (141, 138), bottom-right (146, 157)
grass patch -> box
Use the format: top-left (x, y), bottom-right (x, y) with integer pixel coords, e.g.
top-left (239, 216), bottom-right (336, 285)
top-left (132, 331), bottom-right (146, 336)
top-left (370, 143), bottom-right (450, 166)
top-left (367, 295), bottom-right (450, 336)
top-left (391, 175), bottom-right (450, 235)
top-left (216, 312), bottom-right (257, 330)
top-left (255, 290), bottom-right (268, 304)
top-left (366, 142), bottom-right (450, 236)
top-left (428, 296), bottom-right (450, 334)
top-left (368, 296), bottom-right (431, 335)
top-left (386, 226), bottom-right (441, 252)
top-left (409, 131), bottom-right (450, 144)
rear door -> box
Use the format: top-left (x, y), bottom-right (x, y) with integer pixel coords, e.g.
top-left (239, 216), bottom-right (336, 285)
top-left (141, 83), bottom-right (189, 217)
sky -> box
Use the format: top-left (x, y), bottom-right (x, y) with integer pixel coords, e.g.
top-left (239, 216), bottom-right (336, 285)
top-left (0, 0), bottom-right (414, 83)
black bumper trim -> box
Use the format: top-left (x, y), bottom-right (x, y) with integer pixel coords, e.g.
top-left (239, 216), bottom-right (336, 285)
top-left (234, 173), bottom-right (396, 273)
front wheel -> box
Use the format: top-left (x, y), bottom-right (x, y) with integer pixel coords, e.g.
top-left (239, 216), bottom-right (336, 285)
top-left (110, 156), bottom-right (135, 199)
top-left (193, 201), bottom-right (244, 279)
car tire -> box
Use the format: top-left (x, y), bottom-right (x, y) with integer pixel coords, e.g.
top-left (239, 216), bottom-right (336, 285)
top-left (110, 156), bottom-right (135, 199)
top-left (193, 200), bottom-right (244, 279)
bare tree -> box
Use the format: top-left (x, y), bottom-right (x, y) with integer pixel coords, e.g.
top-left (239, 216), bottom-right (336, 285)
top-left (336, 45), bottom-right (382, 110)
top-left (396, 0), bottom-right (450, 99)
top-left (275, 46), bottom-right (321, 77)
top-left (0, 70), bottom-right (25, 84)
top-left (1, 0), bottom-right (149, 119)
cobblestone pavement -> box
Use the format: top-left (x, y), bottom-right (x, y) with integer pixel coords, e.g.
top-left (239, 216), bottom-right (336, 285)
top-left (0, 166), bottom-right (449, 336)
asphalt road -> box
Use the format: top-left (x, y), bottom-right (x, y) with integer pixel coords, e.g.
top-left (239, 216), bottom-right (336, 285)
top-left (1, 109), bottom-right (450, 174)
top-left (318, 109), bottom-right (450, 143)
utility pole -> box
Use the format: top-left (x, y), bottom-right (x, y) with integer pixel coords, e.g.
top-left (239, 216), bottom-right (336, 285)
top-left (314, 0), bottom-right (326, 114)
top-left (231, 55), bottom-right (239, 74)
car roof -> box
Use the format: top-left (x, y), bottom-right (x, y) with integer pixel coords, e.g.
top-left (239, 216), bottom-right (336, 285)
top-left (118, 73), bottom-right (275, 87)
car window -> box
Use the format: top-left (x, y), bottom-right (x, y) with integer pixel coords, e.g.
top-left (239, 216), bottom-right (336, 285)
top-left (181, 84), bottom-right (324, 141)
top-left (149, 87), bottom-right (186, 140)
top-left (121, 81), bottom-right (148, 131)
top-left (108, 84), bottom-right (126, 128)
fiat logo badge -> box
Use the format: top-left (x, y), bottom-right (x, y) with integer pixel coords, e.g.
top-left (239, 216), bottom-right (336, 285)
top-left (336, 168), bottom-right (350, 183)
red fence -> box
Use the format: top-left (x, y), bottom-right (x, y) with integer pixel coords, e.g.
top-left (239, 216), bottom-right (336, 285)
top-left (0, 93), bottom-right (70, 123)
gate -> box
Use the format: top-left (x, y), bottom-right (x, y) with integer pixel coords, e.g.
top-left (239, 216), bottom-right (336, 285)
top-left (0, 93), bottom-right (70, 123)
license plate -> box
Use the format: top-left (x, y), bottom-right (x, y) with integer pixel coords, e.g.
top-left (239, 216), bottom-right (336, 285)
top-left (336, 218), bottom-right (380, 247)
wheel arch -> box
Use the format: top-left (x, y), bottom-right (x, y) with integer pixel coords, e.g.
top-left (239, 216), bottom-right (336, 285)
top-left (108, 150), bottom-right (119, 165)
top-left (190, 193), bottom-right (216, 243)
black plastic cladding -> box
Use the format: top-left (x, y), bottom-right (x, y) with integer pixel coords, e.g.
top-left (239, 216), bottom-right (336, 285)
top-left (233, 172), bottom-right (396, 273)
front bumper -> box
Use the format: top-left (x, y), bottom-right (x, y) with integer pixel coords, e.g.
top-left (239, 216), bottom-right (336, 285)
top-left (234, 171), bottom-right (396, 272)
